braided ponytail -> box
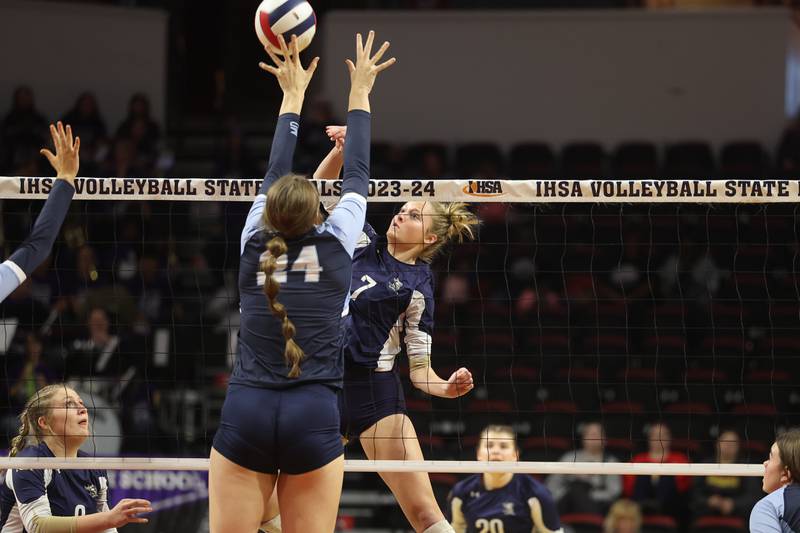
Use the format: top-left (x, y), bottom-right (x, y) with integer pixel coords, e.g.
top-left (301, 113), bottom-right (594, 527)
top-left (260, 237), bottom-right (305, 378)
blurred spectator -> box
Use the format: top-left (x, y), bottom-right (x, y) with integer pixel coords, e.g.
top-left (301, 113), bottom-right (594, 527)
top-left (623, 422), bottom-right (691, 526)
top-left (777, 117), bottom-right (800, 173)
top-left (604, 499), bottom-right (642, 533)
top-left (0, 86), bottom-right (47, 174)
top-left (65, 307), bottom-right (132, 402)
top-left (215, 118), bottom-right (259, 178)
top-left (115, 92), bottom-right (161, 158)
top-left (547, 422), bottom-right (622, 514)
top-left (61, 92), bottom-right (108, 174)
top-left (691, 429), bottom-right (761, 521)
top-left (7, 334), bottom-right (53, 410)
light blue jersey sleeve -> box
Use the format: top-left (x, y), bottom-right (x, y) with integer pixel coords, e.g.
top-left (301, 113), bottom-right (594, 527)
top-left (750, 489), bottom-right (787, 533)
top-left (321, 193), bottom-right (368, 258)
top-left (241, 195), bottom-right (266, 256)
top-left (0, 261), bottom-right (26, 302)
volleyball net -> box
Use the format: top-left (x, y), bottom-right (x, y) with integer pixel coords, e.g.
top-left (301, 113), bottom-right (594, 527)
top-left (0, 177), bottom-right (796, 530)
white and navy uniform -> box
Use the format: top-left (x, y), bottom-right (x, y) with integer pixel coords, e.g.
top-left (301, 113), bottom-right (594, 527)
top-left (212, 110), bottom-right (371, 475)
top-left (0, 443), bottom-right (113, 533)
top-left (750, 483), bottom-right (800, 532)
top-left (0, 180), bottom-right (74, 303)
top-left (449, 474), bottom-right (563, 533)
top-left (338, 222), bottom-right (435, 438)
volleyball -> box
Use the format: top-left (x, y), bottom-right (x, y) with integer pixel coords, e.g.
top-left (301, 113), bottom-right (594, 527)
top-left (254, 0), bottom-right (316, 53)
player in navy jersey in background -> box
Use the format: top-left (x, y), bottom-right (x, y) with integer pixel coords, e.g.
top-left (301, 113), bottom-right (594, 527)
top-left (312, 126), bottom-right (478, 533)
top-left (208, 32), bottom-right (395, 533)
top-left (749, 428), bottom-right (800, 532)
top-left (0, 122), bottom-right (78, 303)
top-left (449, 425), bottom-right (563, 533)
top-left (0, 384), bottom-right (152, 532)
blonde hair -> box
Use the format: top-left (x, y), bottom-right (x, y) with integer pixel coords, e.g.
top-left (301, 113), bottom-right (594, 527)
top-left (418, 202), bottom-right (479, 263)
top-left (9, 384), bottom-right (69, 457)
top-left (260, 174), bottom-right (320, 378)
top-left (776, 428), bottom-right (800, 484)
top-left (604, 499), bottom-right (642, 533)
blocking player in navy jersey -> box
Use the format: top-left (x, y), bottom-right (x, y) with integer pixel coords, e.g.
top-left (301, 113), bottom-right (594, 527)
top-left (208, 32), bottom-right (395, 533)
top-left (449, 425), bottom-right (563, 533)
top-left (309, 125), bottom-right (478, 533)
top-left (0, 122), bottom-right (78, 303)
top-left (0, 384), bottom-right (152, 532)
top-left (750, 428), bottom-right (800, 532)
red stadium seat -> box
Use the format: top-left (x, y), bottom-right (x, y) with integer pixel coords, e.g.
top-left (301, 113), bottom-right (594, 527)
top-left (561, 513), bottom-right (605, 533)
top-left (641, 514), bottom-right (678, 533)
top-left (690, 515), bottom-right (747, 532)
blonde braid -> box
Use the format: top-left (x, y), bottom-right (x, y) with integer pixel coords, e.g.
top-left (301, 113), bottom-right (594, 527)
top-left (261, 236), bottom-right (305, 378)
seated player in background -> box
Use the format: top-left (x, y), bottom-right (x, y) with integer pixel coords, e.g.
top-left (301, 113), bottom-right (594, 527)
top-left (623, 422), bottom-right (690, 528)
top-left (448, 425), bottom-right (564, 533)
top-left (0, 384), bottom-right (152, 532)
top-left (1, 122), bottom-right (78, 303)
top-left (546, 421), bottom-right (621, 515)
top-left (749, 428), bottom-right (800, 532)
top-left (691, 428), bottom-right (760, 522)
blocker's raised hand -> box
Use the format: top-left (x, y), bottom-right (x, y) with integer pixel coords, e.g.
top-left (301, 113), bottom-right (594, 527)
top-left (259, 34), bottom-right (320, 97)
top-left (40, 121), bottom-right (80, 185)
top-left (346, 30), bottom-right (396, 96)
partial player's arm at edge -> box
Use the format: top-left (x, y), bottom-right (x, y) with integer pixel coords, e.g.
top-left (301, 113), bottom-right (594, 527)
top-left (1, 179), bottom-right (74, 303)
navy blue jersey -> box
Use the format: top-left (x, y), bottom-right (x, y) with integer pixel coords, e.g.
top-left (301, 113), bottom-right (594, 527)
top-left (343, 223), bottom-right (435, 370)
top-left (0, 443), bottom-right (111, 532)
top-left (449, 474), bottom-right (563, 533)
top-left (230, 110), bottom-right (370, 389)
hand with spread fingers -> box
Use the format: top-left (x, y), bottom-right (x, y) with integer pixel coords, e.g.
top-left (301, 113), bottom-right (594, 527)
top-left (347, 30), bottom-right (396, 112)
top-left (40, 121), bottom-right (80, 185)
top-left (106, 498), bottom-right (153, 527)
top-left (259, 34), bottom-right (320, 115)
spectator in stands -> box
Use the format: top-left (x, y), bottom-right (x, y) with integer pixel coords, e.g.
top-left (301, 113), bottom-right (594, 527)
top-left (8, 334), bottom-right (53, 411)
top-left (623, 422), bottom-right (691, 527)
top-left (115, 92), bottom-right (160, 156)
top-left (750, 428), bottom-right (800, 531)
top-left (215, 118), bottom-right (259, 178)
top-left (0, 86), bottom-right (48, 174)
top-left (61, 92), bottom-right (108, 174)
top-left (66, 307), bottom-right (132, 404)
top-left (547, 421), bottom-right (622, 514)
top-left (692, 429), bottom-right (761, 521)
top-left (604, 499), bottom-right (642, 533)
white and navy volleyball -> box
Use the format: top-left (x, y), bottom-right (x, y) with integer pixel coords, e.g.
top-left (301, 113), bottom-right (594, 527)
top-left (254, 0), bottom-right (316, 53)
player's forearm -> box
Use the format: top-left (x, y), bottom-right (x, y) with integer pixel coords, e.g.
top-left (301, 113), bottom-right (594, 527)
top-left (348, 88), bottom-right (370, 114)
top-left (313, 146), bottom-right (343, 180)
top-left (341, 110), bottom-right (370, 199)
top-left (74, 511), bottom-right (118, 533)
top-left (8, 180), bottom-right (74, 277)
top-left (410, 366), bottom-right (451, 398)
top-left (260, 113), bottom-right (300, 194)
top-left (279, 92), bottom-right (304, 116)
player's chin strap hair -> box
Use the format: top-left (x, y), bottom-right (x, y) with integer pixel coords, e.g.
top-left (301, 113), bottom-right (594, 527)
top-left (529, 497), bottom-right (565, 533)
top-left (418, 202), bottom-right (480, 264)
top-left (8, 384), bottom-right (67, 458)
top-left (262, 174), bottom-right (320, 378)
